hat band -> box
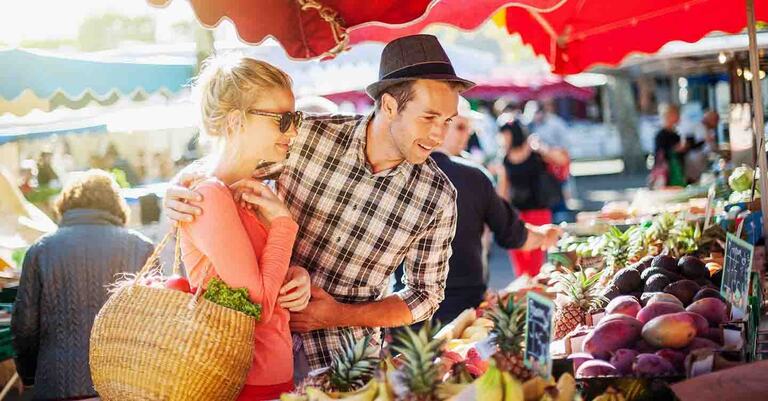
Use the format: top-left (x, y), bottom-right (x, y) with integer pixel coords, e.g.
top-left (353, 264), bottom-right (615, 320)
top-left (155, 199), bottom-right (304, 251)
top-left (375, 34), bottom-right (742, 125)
top-left (381, 62), bottom-right (456, 80)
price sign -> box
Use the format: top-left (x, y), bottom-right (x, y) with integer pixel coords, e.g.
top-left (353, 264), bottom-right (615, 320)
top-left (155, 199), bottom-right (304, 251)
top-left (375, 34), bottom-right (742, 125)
top-left (721, 233), bottom-right (754, 317)
top-left (525, 292), bottom-right (554, 378)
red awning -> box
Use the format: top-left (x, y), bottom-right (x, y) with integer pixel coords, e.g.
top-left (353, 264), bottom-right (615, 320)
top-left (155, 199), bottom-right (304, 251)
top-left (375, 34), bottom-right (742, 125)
top-left (148, 0), bottom-right (561, 60)
top-left (349, 0), bottom-right (564, 45)
top-left (349, 0), bottom-right (768, 74)
top-left (148, 0), bottom-right (433, 59)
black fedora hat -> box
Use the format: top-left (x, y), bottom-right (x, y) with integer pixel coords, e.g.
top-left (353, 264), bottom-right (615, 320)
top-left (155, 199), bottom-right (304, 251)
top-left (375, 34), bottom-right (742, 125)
top-left (365, 34), bottom-right (475, 99)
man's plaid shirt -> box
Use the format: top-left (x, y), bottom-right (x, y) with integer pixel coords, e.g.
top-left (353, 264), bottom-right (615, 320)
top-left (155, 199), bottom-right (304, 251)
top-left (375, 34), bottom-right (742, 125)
top-left (253, 113), bottom-right (457, 369)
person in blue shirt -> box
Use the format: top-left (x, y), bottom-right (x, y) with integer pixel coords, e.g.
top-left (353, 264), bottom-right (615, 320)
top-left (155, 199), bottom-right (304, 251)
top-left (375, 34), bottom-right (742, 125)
top-left (427, 100), bottom-right (561, 322)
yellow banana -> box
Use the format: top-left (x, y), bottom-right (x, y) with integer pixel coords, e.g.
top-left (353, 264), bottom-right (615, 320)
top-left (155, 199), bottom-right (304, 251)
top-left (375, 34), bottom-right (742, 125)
top-left (475, 365), bottom-right (504, 401)
top-left (501, 371), bottom-right (525, 401)
top-left (373, 377), bottom-right (394, 401)
top-left (280, 393), bottom-right (309, 401)
top-left (592, 387), bottom-right (626, 401)
top-left (554, 373), bottom-right (576, 401)
top-left (306, 380), bottom-right (379, 401)
top-left (306, 388), bottom-right (336, 401)
top-left (522, 376), bottom-right (550, 401)
top-left (436, 382), bottom-right (469, 400)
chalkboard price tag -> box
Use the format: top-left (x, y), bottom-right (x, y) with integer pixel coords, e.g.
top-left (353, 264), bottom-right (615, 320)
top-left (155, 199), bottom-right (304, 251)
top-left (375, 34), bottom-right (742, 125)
top-left (721, 233), bottom-right (754, 318)
top-left (525, 292), bottom-right (555, 378)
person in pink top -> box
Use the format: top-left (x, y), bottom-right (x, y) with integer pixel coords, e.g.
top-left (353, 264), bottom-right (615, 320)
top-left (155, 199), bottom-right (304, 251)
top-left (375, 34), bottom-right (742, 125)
top-left (179, 54), bottom-right (310, 400)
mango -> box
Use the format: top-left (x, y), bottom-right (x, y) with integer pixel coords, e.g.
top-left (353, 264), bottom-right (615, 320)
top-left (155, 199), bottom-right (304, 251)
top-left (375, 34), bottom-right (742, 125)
top-left (575, 359), bottom-right (618, 378)
top-left (584, 319), bottom-right (642, 359)
top-left (642, 292), bottom-right (683, 307)
top-left (605, 296), bottom-right (641, 318)
top-left (681, 312), bottom-right (709, 336)
top-left (633, 353), bottom-right (676, 377)
top-left (609, 349), bottom-right (638, 375)
top-left (597, 314), bottom-right (644, 332)
top-left (641, 312), bottom-right (697, 349)
top-left (636, 302), bottom-right (685, 324)
top-left (655, 349), bottom-right (686, 373)
top-left (684, 337), bottom-right (720, 353)
top-left (700, 327), bottom-right (724, 344)
top-left (567, 352), bottom-right (594, 372)
top-left (686, 298), bottom-right (729, 326)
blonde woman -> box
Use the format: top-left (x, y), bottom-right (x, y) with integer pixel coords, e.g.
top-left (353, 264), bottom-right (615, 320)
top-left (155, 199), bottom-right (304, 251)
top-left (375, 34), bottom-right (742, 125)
top-left (179, 54), bottom-right (310, 400)
top-left (12, 170), bottom-right (153, 400)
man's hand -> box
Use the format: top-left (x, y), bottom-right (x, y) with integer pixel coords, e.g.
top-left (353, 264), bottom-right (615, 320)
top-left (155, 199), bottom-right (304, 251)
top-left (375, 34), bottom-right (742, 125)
top-left (289, 286), bottom-right (342, 332)
top-left (278, 266), bottom-right (311, 312)
top-left (537, 224), bottom-right (563, 250)
top-left (163, 171), bottom-right (206, 224)
top-left (522, 223), bottom-right (563, 251)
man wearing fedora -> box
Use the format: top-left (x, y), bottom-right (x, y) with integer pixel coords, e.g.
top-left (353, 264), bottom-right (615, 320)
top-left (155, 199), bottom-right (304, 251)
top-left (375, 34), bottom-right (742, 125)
top-left (164, 34), bottom-right (474, 375)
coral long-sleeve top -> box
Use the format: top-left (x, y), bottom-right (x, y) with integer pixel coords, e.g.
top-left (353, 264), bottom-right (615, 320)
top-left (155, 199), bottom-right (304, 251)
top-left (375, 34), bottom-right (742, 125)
top-left (180, 178), bottom-right (298, 385)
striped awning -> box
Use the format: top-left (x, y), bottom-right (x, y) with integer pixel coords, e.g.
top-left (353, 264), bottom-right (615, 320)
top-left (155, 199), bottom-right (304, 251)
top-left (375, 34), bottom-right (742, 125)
top-left (0, 48), bottom-right (193, 116)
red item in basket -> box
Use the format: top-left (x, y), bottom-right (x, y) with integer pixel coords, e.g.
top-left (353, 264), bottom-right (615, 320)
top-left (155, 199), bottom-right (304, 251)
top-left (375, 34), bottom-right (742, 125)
top-left (237, 381), bottom-right (294, 401)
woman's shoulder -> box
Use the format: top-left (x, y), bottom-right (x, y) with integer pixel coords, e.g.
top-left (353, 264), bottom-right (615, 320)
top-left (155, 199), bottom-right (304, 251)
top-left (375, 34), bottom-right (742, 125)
top-left (191, 177), bottom-right (237, 203)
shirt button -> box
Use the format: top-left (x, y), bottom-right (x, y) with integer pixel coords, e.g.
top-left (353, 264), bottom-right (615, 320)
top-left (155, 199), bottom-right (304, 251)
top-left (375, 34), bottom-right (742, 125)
top-left (353, 204), bottom-right (358, 210)
top-left (336, 237), bottom-right (341, 243)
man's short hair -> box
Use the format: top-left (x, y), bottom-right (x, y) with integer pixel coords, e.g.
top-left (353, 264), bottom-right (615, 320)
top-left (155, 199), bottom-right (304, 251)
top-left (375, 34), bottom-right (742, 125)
top-left (374, 80), bottom-right (467, 113)
top-left (374, 81), bottom-right (416, 113)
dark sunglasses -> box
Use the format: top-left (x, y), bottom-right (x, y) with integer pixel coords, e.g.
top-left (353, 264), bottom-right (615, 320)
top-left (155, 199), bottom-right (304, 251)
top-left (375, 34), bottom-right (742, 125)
top-left (248, 110), bottom-right (303, 133)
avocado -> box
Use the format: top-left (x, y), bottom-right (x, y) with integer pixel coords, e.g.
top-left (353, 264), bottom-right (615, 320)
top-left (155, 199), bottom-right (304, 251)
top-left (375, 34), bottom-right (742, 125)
top-left (641, 267), bottom-right (682, 283)
top-left (663, 279), bottom-right (701, 306)
top-left (600, 285), bottom-right (621, 301)
top-left (679, 256), bottom-right (708, 280)
top-left (652, 255), bottom-right (680, 273)
top-left (694, 277), bottom-right (714, 287)
top-left (638, 255), bottom-right (655, 273)
top-left (692, 287), bottom-right (726, 303)
top-left (711, 269), bottom-right (724, 288)
top-left (612, 267), bottom-right (642, 293)
top-left (644, 274), bottom-right (671, 293)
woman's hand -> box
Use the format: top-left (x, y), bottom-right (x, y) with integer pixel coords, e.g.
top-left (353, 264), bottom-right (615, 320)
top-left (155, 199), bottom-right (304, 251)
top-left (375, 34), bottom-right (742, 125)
top-left (163, 171), bottom-right (207, 224)
top-left (278, 266), bottom-right (311, 312)
top-left (231, 179), bottom-right (292, 224)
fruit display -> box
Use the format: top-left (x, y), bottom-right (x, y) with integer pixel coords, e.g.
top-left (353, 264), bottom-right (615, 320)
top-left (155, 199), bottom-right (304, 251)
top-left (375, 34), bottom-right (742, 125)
top-left (573, 289), bottom-right (731, 379)
top-left (486, 298), bottom-right (534, 381)
top-left (284, 300), bottom-right (585, 401)
top-left (552, 269), bottom-right (605, 340)
top-left (298, 333), bottom-right (379, 394)
top-left (280, 194), bottom-right (761, 401)
top-left (601, 254), bottom-right (722, 307)
top-left (727, 165), bottom-right (761, 203)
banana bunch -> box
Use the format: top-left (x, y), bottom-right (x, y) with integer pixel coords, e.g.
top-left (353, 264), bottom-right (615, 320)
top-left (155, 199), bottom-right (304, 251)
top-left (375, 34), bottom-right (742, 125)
top-left (474, 363), bottom-right (524, 401)
top-left (592, 387), bottom-right (626, 401)
top-left (522, 373), bottom-right (577, 401)
top-left (281, 377), bottom-right (394, 401)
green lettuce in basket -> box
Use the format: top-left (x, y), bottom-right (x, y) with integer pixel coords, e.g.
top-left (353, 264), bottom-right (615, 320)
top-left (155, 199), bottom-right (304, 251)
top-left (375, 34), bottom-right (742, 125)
top-left (203, 277), bottom-right (262, 321)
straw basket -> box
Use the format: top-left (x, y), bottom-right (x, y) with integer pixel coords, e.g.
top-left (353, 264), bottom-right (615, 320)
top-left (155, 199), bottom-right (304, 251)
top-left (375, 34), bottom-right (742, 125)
top-left (89, 231), bottom-right (255, 401)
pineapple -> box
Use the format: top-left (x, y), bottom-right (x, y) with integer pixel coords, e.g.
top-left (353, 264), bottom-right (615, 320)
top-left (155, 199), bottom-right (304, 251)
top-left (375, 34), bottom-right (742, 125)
top-left (553, 268), bottom-right (605, 339)
top-left (600, 226), bottom-right (643, 285)
top-left (390, 321), bottom-right (445, 401)
top-left (298, 332), bottom-right (378, 393)
top-left (645, 213), bottom-right (676, 256)
top-left (486, 297), bottom-right (534, 381)
top-left (667, 221), bottom-right (700, 257)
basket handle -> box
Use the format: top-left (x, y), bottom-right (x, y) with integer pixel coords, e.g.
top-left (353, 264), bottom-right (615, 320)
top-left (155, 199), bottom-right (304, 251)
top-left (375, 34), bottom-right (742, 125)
top-left (135, 229), bottom-right (176, 280)
top-left (134, 227), bottom-right (215, 309)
